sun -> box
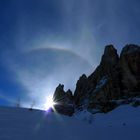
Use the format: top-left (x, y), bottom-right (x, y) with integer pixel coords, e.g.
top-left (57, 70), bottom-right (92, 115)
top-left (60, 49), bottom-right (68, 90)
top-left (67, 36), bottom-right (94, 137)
top-left (44, 95), bottom-right (55, 111)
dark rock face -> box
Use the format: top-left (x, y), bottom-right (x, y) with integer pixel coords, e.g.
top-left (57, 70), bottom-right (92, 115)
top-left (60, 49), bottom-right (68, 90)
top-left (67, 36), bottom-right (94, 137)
top-left (74, 74), bottom-right (89, 106)
top-left (53, 44), bottom-right (140, 115)
top-left (88, 45), bottom-right (121, 99)
top-left (53, 84), bottom-right (74, 116)
top-left (74, 45), bottom-right (121, 108)
top-left (74, 44), bottom-right (140, 112)
top-left (119, 45), bottom-right (140, 97)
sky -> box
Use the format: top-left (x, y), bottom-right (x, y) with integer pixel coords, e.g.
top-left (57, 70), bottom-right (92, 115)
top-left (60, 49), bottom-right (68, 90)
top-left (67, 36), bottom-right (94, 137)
top-left (0, 0), bottom-right (140, 109)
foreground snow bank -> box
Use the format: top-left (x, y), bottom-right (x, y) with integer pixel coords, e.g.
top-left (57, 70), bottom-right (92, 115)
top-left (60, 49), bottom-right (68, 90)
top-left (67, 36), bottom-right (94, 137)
top-left (0, 105), bottom-right (140, 140)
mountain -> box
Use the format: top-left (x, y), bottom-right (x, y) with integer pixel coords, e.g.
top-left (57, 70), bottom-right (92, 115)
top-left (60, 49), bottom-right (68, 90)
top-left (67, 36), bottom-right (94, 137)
top-left (0, 44), bottom-right (140, 140)
top-left (53, 44), bottom-right (140, 115)
top-left (53, 84), bottom-right (74, 116)
top-left (0, 105), bottom-right (140, 140)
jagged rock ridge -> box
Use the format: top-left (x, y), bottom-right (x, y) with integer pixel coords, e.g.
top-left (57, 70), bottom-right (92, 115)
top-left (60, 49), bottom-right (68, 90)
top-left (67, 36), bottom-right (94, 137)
top-left (53, 84), bottom-right (74, 116)
top-left (53, 44), bottom-right (140, 115)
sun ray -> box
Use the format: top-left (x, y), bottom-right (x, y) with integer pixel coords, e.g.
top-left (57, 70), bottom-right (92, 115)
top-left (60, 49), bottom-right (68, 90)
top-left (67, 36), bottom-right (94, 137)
top-left (43, 95), bottom-right (56, 111)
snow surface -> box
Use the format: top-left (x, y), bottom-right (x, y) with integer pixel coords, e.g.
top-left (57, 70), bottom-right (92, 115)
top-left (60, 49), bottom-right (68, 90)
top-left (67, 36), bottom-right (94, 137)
top-left (0, 105), bottom-right (140, 140)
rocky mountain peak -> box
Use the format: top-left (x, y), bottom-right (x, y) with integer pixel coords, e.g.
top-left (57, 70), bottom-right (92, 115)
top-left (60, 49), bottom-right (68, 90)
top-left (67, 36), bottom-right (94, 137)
top-left (121, 44), bottom-right (140, 56)
top-left (53, 44), bottom-right (140, 115)
top-left (74, 44), bottom-right (140, 111)
top-left (66, 89), bottom-right (73, 95)
top-left (104, 45), bottom-right (117, 55)
top-left (74, 74), bottom-right (89, 105)
top-left (119, 44), bottom-right (140, 96)
top-left (53, 84), bottom-right (65, 102)
top-left (53, 84), bottom-right (74, 116)
top-left (76, 74), bottom-right (88, 86)
top-left (101, 45), bottom-right (119, 67)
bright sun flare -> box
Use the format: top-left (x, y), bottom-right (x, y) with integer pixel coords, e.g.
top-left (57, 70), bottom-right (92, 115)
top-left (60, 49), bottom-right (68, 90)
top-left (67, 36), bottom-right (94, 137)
top-left (44, 95), bottom-right (55, 111)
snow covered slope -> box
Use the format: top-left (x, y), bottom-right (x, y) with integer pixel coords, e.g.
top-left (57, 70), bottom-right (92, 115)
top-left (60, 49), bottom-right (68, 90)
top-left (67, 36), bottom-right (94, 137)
top-left (0, 105), bottom-right (140, 140)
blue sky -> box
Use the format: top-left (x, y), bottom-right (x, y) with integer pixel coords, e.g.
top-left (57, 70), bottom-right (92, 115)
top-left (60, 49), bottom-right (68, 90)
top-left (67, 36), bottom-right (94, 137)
top-left (0, 0), bottom-right (140, 109)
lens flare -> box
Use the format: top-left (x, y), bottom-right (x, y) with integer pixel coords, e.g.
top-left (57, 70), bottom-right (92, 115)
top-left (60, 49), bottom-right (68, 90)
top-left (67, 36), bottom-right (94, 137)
top-left (43, 95), bottom-right (55, 111)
